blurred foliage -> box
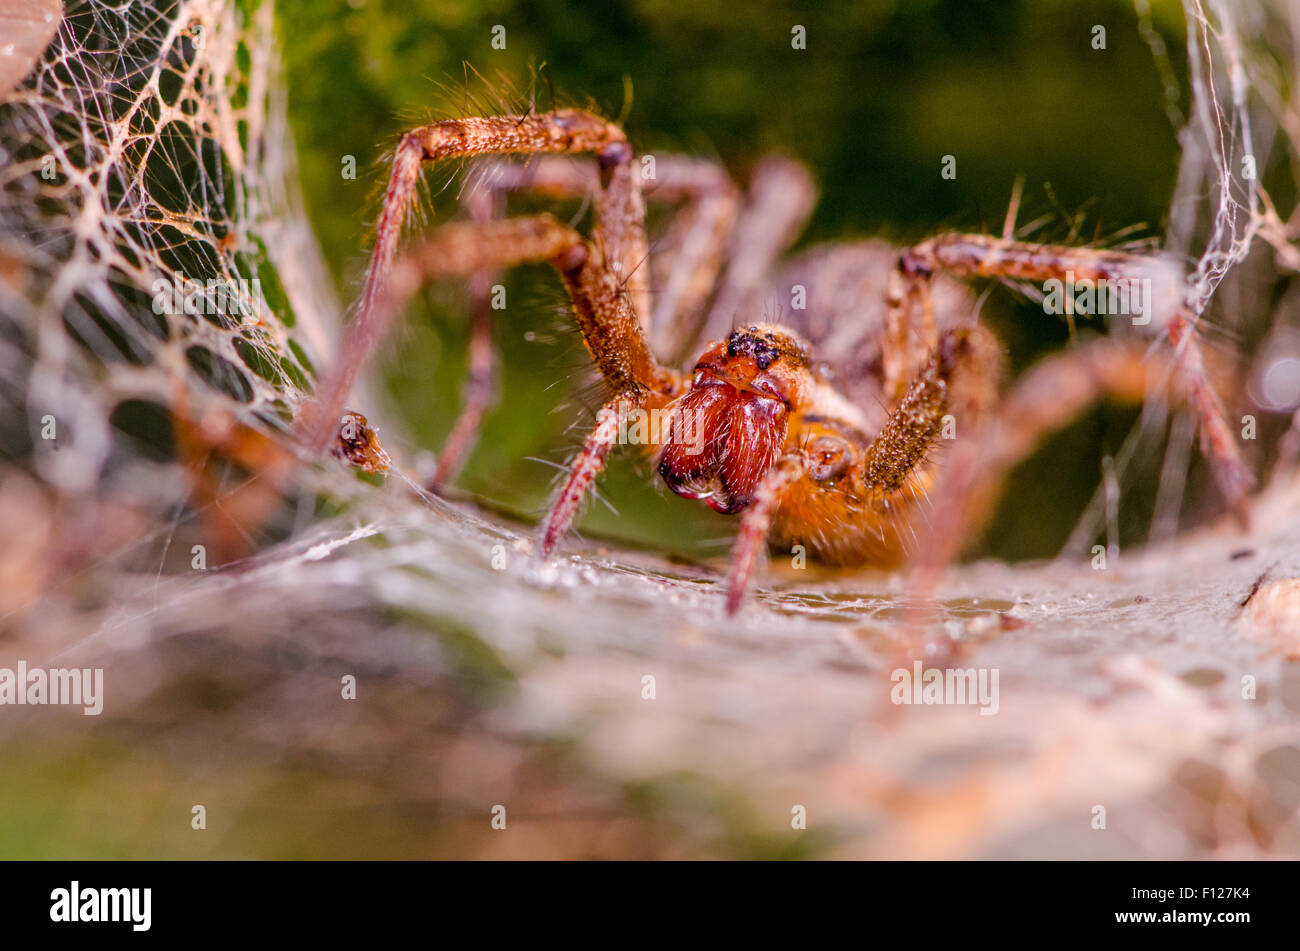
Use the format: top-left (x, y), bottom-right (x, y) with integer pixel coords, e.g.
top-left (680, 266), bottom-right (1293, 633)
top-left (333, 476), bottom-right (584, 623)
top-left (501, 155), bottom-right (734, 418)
top-left (278, 0), bottom-right (1199, 560)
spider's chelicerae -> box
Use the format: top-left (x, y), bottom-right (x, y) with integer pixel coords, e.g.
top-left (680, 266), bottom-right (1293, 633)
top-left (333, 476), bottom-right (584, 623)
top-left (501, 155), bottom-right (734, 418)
top-left (304, 107), bottom-right (1254, 614)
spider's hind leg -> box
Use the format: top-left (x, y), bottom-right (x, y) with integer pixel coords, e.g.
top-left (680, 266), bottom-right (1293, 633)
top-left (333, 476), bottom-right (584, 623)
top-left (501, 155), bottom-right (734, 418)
top-left (906, 337), bottom-right (1224, 632)
top-left (429, 184), bottom-right (501, 490)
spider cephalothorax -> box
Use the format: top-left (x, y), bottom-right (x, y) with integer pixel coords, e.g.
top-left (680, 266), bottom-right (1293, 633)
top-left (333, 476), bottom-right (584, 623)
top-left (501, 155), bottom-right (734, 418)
top-left (304, 107), bottom-right (1253, 615)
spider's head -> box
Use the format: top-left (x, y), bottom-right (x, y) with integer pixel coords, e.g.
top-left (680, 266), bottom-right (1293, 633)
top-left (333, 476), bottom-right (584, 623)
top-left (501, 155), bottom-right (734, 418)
top-left (657, 325), bottom-right (812, 514)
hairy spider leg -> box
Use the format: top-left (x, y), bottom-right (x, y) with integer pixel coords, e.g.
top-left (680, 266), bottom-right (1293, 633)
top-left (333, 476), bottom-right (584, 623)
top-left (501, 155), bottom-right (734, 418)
top-left (538, 395), bottom-right (625, 558)
top-left (887, 233), bottom-right (1253, 522)
top-left (725, 454), bottom-right (809, 615)
top-left (644, 156), bottom-right (744, 361)
top-left (303, 109), bottom-right (649, 452)
top-left (380, 216), bottom-right (675, 398)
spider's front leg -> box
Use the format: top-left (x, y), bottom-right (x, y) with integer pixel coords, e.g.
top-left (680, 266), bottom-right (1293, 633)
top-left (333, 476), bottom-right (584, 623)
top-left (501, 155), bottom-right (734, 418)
top-left (725, 454), bottom-right (809, 615)
top-left (887, 233), bottom-right (1254, 522)
top-left (302, 109), bottom-right (648, 451)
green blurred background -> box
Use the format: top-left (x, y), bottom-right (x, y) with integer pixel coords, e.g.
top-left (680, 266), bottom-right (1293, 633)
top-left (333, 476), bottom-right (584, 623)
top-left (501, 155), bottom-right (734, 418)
top-left (278, 0), bottom-right (1203, 561)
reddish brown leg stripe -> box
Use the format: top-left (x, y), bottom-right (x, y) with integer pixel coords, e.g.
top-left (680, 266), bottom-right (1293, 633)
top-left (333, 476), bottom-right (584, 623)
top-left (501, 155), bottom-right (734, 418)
top-left (539, 398), bottom-right (627, 558)
top-left (294, 135), bottom-right (415, 451)
top-left (908, 233), bottom-right (1156, 284)
top-left (354, 135), bottom-right (424, 346)
top-left (725, 454), bottom-right (808, 615)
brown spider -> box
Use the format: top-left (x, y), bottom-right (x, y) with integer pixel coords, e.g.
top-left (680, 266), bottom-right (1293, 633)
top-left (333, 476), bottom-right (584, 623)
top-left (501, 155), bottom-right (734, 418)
top-left (301, 107), bottom-right (1253, 615)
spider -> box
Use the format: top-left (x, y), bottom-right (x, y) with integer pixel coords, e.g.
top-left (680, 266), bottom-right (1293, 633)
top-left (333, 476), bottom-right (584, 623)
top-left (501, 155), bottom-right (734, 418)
top-left (301, 107), bottom-right (1254, 615)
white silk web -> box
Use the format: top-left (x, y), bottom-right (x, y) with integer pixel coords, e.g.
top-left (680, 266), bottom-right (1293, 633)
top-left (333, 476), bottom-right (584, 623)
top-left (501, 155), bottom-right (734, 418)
top-left (0, 0), bottom-right (336, 501)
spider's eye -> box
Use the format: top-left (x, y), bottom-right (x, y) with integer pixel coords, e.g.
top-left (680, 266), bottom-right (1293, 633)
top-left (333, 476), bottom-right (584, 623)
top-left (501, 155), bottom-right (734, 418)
top-left (724, 331), bottom-right (784, 371)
